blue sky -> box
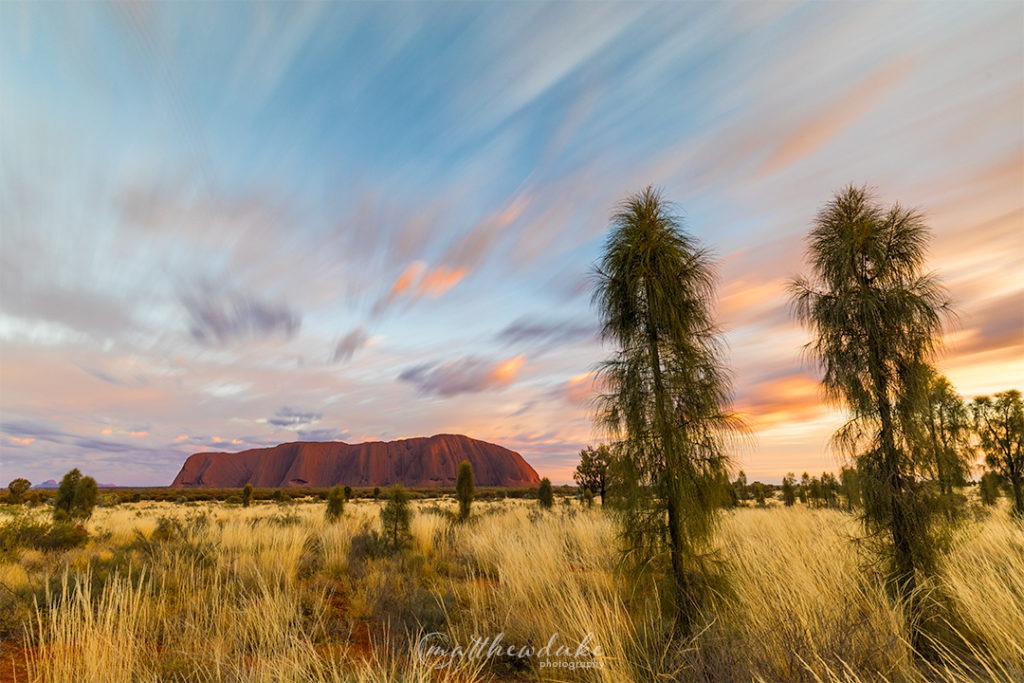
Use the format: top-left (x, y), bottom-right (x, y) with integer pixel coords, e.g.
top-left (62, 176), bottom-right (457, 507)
top-left (1, 1), bottom-right (1021, 485)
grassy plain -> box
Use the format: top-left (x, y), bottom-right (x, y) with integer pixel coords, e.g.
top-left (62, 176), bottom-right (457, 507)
top-left (0, 495), bottom-right (1021, 682)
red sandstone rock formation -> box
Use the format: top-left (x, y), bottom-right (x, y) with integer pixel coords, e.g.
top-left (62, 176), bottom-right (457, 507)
top-left (170, 434), bottom-right (541, 488)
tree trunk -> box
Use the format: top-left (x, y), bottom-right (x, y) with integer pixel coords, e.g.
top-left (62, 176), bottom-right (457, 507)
top-left (643, 278), bottom-right (692, 635)
top-left (868, 342), bottom-right (921, 649)
top-left (1011, 476), bottom-right (1024, 517)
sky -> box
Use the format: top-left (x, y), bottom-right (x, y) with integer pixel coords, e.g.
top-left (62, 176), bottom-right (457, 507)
top-left (0, 2), bottom-right (1021, 486)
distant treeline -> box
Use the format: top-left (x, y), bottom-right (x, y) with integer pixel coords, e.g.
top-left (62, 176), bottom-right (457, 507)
top-left (0, 484), bottom-right (570, 505)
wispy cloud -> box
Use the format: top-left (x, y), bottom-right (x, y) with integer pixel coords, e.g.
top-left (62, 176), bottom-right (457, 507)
top-left (182, 287), bottom-right (300, 346)
top-left (332, 327), bottom-right (369, 363)
top-left (399, 355), bottom-right (526, 398)
top-left (266, 407), bottom-right (322, 430)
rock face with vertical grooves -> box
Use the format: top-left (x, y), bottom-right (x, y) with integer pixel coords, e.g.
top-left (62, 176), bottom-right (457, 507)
top-left (170, 434), bottom-right (541, 488)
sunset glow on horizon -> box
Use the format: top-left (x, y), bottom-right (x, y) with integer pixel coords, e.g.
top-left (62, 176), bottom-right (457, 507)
top-left (1, 2), bottom-right (1021, 486)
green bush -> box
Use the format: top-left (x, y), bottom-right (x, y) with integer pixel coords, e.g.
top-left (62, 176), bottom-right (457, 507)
top-left (99, 493), bottom-right (121, 508)
top-left (538, 478), bottom-right (554, 509)
top-left (0, 517), bottom-right (88, 557)
top-left (7, 478), bottom-right (31, 504)
top-left (53, 468), bottom-right (98, 521)
top-left (380, 484), bottom-right (412, 552)
top-left (325, 485), bottom-right (346, 522)
top-left (241, 484), bottom-right (253, 508)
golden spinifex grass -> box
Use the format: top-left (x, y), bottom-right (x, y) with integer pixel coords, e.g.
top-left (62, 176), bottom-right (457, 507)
top-left (0, 497), bottom-right (1020, 681)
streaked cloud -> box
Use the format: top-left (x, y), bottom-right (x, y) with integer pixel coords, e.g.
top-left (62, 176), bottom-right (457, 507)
top-left (399, 355), bottom-right (526, 398)
top-left (332, 327), bottom-right (370, 363)
top-left (182, 288), bottom-right (300, 347)
top-left (266, 407), bottom-right (322, 430)
top-left (0, 1), bottom-right (1019, 485)
top-left (760, 59), bottom-right (915, 177)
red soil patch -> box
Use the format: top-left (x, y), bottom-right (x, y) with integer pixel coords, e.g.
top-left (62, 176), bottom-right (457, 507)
top-left (0, 643), bottom-right (33, 683)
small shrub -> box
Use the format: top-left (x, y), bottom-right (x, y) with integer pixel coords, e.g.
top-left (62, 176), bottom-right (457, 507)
top-left (37, 523), bottom-right (89, 552)
top-left (344, 485), bottom-right (353, 500)
top-left (538, 478), bottom-right (554, 509)
top-left (224, 495), bottom-right (243, 506)
top-left (98, 493), bottom-right (120, 508)
top-left (7, 478), bottom-right (31, 504)
top-left (325, 485), bottom-right (346, 522)
top-left (380, 484), bottom-right (412, 552)
top-left (241, 484), bottom-right (253, 508)
top-left (0, 517), bottom-right (88, 557)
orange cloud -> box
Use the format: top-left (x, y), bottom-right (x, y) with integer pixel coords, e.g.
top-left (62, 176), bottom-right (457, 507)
top-left (718, 278), bottom-right (785, 322)
top-left (735, 373), bottom-right (829, 432)
top-left (490, 355), bottom-right (527, 386)
top-left (418, 266), bottom-right (469, 297)
top-left (9, 437), bottom-right (35, 445)
top-left (390, 261), bottom-right (427, 296)
top-left (562, 371), bottom-right (598, 406)
top-left (175, 434), bottom-right (189, 442)
top-left (388, 262), bottom-right (469, 300)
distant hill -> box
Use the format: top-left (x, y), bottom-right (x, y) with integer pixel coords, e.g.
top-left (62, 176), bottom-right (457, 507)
top-left (170, 433), bottom-right (541, 488)
top-left (34, 479), bottom-right (118, 488)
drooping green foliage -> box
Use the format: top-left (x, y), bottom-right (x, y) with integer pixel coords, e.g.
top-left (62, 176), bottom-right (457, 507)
top-left (53, 469), bottom-right (98, 522)
top-left (7, 478), bottom-right (31, 504)
top-left (241, 483), bottom-right (254, 508)
top-left (573, 445), bottom-right (610, 505)
top-left (537, 478), bottom-right (554, 509)
top-left (380, 484), bottom-right (412, 551)
top-left (789, 185), bottom-right (952, 645)
top-left (594, 186), bottom-right (742, 633)
top-left (325, 485), bottom-right (346, 522)
top-left (456, 460), bottom-right (474, 521)
top-left (972, 390), bottom-right (1024, 516)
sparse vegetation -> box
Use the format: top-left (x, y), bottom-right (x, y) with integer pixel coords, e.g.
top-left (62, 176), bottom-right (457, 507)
top-left (0, 496), bottom-right (1020, 682)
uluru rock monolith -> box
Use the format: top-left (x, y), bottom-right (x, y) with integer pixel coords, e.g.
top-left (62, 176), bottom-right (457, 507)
top-left (170, 434), bottom-right (541, 488)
